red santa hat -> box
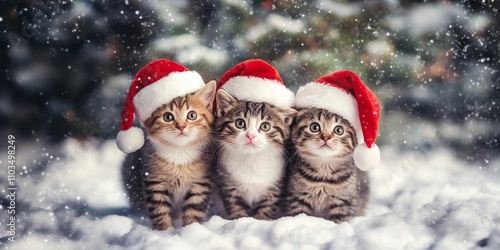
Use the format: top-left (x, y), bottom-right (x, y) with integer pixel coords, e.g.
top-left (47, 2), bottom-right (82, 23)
top-left (294, 70), bottom-right (381, 171)
top-left (116, 59), bottom-right (205, 153)
top-left (216, 59), bottom-right (294, 109)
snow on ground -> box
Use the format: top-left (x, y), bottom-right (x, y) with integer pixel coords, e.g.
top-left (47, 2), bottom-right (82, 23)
top-left (1, 138), bottom-right (500, 249)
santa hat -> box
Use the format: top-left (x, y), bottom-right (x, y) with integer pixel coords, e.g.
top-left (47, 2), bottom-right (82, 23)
top-left (215, 59), bottom-right (294, 109)
top-left (294, 70), bottom-right (381, 171)
top-left (116, 59), bottom-right (205, 153)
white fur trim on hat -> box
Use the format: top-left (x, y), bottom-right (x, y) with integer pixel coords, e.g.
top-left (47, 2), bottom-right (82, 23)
top-left (116, 126), bottom-right (145, 153)
top-left (221, 76), bottom-right (295, 108)
top-left (133, 71), bottom-right (205, 124)
top-left (353, 143), bottom-right (380, 171)
top-left (294, 82), bottom-right (363, 143)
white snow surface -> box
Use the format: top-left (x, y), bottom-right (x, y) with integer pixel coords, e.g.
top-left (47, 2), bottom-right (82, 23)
top-left (2, 138), bottom-right (500, 249)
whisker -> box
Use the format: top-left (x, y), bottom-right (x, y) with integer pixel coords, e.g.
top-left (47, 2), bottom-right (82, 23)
top-left (285, 149), bottom-right (300, 167)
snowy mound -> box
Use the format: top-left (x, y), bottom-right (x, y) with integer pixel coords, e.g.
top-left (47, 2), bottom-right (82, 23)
top-left (2, 139), bottom-right (500, 249)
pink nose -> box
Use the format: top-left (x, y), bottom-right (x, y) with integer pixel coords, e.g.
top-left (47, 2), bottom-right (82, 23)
top-left (178, 126), bottom-right (186, 132)
top-left (246, 133), bottom-right (256, 141)
top-left (322, 134), bottom-right (332, 142)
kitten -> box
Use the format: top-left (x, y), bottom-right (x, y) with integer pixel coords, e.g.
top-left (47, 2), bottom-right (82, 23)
top-left (213, 90), bottom-right (296, 220)
top-left (122, 81), bottom-right (216, 230)
top-left (286, 107), bottom-right (369, 223)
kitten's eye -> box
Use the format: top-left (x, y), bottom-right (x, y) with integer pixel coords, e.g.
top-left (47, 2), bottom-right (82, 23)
top-left (163, 112), bottom-right (174, 122)
top-left (187, 111), bottom-right (197, 120)
top-left (310, 123), bottom-right (321, 133)
top-left (333, 125), bottom-right (344, 135)
top-left (235, 119), bottom-right (246, 129)
top-left (260, 122), bottom-right (271, 132)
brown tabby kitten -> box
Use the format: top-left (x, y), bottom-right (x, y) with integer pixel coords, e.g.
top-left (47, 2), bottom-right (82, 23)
top-left (213, 90), bottom-right (296, 220)
top-left (122, 81), bottom-right (216, 230)
top-left (286, 107), bottom-right (369, 223)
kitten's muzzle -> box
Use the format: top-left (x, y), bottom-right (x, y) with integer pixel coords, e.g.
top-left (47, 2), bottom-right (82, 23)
top-left (321, 131), bottom-right (333, 142)
top-left (175, 124), bottom-right (187, 132)
top-left (246, 133), bottom-right (256, 142)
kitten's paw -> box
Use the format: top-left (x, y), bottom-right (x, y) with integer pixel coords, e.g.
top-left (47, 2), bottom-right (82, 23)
top-left (152, 221), bottom-right (173, 230)
top-left (254, 212), bottom-right (273, 221)
top-left (183, 216), bottom-right (203, 226)
top-left (226, 212), bottom-right (249, 220)
top-left (150, 213), bottom-right (173, 230)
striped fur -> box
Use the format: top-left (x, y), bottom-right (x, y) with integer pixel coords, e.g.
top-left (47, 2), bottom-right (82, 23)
top-left (122, 82), bottom-right (216, 230)
top-left (286, 108), bottom-right (369, 223)
top-left (213, 90), bottom-right (295, 220)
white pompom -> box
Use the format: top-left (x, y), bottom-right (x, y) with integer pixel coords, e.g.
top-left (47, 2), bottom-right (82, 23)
top-left (116, 127), bottom-right (145, 153)
top-left (353, 143), bottom-right (380, 171)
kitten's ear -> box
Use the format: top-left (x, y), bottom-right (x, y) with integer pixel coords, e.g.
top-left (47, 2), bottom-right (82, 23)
top-left (216, 89), bottom-right (238, 116)
top-left (194, 80), bottom-right (216, 110)
top-left (280, 108), bottom-right (297, 126)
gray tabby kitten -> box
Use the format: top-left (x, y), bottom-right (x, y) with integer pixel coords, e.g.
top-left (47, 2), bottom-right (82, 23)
top-left (213, 90), bottom-right (296, 220)
top-left (122, 81), bottom-right (216, 230)
top-left (286, 107), bottom-right (369, 223)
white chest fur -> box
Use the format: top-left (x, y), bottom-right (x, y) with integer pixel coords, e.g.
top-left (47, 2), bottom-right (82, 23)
top-left (150, 139), bottom-right (202, 166)
top-left (221, 148), bottom-right (284, 204)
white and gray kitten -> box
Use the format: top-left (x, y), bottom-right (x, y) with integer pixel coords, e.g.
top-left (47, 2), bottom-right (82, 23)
top-left (213, 90), bottom-right (296, 220)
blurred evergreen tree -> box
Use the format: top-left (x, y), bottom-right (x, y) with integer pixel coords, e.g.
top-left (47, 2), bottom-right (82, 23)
top-left (2, 0), bottom-right (498, 160)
